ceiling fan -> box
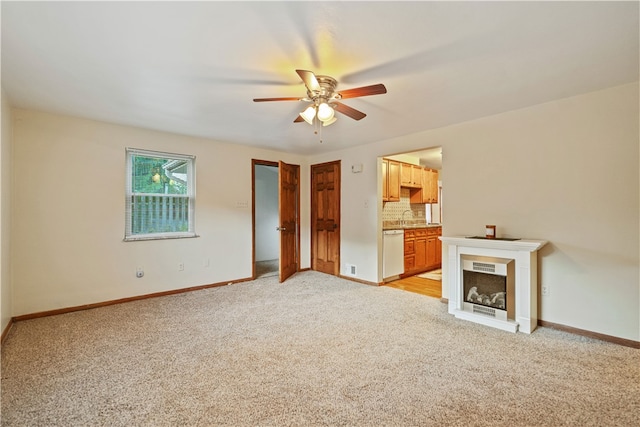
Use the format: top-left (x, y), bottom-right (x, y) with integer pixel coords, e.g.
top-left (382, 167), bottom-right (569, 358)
top-left (253, 69), bottom-right (387, 127)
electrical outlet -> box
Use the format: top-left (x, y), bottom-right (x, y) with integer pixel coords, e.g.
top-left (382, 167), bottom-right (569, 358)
top-left (178, 262), bottom-right (184, 271)
top-left (542, 284), bottom-right (550, 296)
top-left (136, 267), bottom-right (144, 278)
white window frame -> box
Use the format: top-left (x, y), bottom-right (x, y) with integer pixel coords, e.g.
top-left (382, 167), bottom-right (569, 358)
top-left (125, 148), bottom-right (197, 241)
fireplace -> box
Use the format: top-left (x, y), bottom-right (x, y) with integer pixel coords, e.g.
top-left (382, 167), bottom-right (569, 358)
top-left (440, 236), bottom-right (547, 334)
top-left (462, 256), bottom-right (514, 322)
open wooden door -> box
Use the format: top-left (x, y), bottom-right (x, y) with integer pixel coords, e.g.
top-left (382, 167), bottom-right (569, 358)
top-left (311, 161), bottom-right (340, 276)
top-left (278, 161), bottom-right (299, 282)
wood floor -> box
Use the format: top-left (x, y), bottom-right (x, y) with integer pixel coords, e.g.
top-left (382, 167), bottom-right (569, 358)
top-left (384, 275), bottom-right (442, 299)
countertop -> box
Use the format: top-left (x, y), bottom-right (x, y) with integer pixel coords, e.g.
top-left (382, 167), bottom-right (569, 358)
top-left (383, 221), bottom-right (442, 230)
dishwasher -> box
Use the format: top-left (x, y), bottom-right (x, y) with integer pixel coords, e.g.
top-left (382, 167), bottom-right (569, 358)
top-left (383, 229), bottom-right (405, 280)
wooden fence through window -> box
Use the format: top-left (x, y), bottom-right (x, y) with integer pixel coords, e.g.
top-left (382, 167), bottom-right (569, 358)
top-left (131, 195), bottom-right (189, 234)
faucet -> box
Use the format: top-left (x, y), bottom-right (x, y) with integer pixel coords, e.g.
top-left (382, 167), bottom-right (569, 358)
top-left (401, 210), bottom-right (412, 226)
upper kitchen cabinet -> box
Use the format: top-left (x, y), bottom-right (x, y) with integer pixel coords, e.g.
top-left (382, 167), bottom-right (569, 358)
top-left (422, 168), bottom-right (439, 204)
top-left (400, 163), bottom-right (422, 188)
top-left (409, 167), bottom-right (439, 204)
top-left (382, 158), bottom-right (400, 202)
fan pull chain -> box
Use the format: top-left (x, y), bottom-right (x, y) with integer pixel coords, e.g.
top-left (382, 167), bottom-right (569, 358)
top-left (313, 116), bottom-right (323, 143)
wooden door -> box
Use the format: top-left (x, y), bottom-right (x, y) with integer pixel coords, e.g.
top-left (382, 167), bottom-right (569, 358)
top-left (311, 161), bottom-right (340, 276)
top-left (278, 161), bottom-right (299, 282)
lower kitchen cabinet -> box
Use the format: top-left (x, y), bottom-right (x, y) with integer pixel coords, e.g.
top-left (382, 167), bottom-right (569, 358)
top-left (403, 226), bottom-right (442, 276)
top-left (404, 229), bottom-right (415, 271)
top-left (414, 229), bottom-right (427, 271)
top-left (425, 227), bottom-right (440, 268)
top-left (426, 235), bottom-right (437, 269)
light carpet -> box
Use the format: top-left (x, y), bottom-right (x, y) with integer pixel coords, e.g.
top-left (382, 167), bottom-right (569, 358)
top-left (255, 259), bottom-right (279, 278)
top-left (2, 271), bottom-right (638, 426)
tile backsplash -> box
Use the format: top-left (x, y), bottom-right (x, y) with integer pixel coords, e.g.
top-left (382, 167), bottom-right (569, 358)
top-left (382, 188), bottom-right (426, 221)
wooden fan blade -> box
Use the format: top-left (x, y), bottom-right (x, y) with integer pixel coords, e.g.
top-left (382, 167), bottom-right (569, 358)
top-left (294, 115), bottom-right (304, 123)
top-left (337, 83), bottom-right (387, 99)
top-left (253, 97), bottom-right (302, 102)
top-left (333, 102), bottom-right (366, 121)
top-left (296, 69), bottom-right (320, 91)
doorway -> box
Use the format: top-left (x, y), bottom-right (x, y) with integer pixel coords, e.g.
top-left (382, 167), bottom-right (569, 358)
top-left (252, 160), bottom-right (300, 282)
top-left (253, 162), bottom-right (279, 278)
top-left (381, 147), bottom-right (443, 297)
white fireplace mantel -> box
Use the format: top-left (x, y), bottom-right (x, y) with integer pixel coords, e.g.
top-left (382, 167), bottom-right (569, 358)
top-left (440, 236), bottom-right (547, 334)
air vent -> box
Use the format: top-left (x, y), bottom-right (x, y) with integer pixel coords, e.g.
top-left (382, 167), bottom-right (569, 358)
top-left (473, 305), bottom-right (496, 317)
top-left (346, 264), bottom-right (357, 276)
top-left (472, 262), bottom-right (496, 273)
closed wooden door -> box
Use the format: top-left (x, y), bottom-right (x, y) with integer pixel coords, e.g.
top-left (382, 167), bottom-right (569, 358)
top-left (311, 161), bottom-right (340, 276)
top-left (278, 161), bottom-right (299, 282)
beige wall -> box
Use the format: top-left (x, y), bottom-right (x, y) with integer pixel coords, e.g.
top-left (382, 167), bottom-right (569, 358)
top-left (440, 83), bottom-right (638, 341)
top-left (6, 82), bottom-right (639, 342)
top-left (309, 82), bottom-right (639, 341)
top-left (10, 110), bottom-right (309, 316)
top-left (1, 88), bottom-right (13, 334)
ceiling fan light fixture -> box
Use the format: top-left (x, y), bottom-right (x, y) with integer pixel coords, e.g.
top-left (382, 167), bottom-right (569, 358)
top-left (253, 69), bottom-right (387, 137)
top-left (317, 102), bottom-right (335, 122)
top-left (299, 105), bottom-right (316, 125)
top-left (322, 116), bottom-right (337, 127)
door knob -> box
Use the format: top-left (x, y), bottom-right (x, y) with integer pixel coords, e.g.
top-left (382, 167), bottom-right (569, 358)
top-left (277, 227), bottom-right (286, 231)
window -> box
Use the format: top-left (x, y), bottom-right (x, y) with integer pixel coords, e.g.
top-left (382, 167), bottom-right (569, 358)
top-left (125, 148), bottom-right (196, 241)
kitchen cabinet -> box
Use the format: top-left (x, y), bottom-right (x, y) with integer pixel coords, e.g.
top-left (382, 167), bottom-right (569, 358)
top-left (382, 159), bottom-right (400, 202)
top-left (426, 228), bottom-right (438, 269)
top-left (420, 168), bottom-right (438, 204)
top-left (408, 167), bottom-right (439, 204)
top-left (403, 226), bottom-right (442, 276)
top-left (400, 163), bottom-right (422, 188)
top-left (384, 159), bottom-right (438, 203)
top-left (414, 229), bottom-right (427, 271)
top-left (404, 229), bottom-right (415, 271)
top-left (382, 160), bottom-right (388, 200)
top-left (427, 169), bottom-right (439, 203)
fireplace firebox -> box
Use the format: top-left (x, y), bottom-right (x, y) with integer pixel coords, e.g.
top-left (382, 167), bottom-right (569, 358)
top-left (462, 256), bottom-right (514, 322)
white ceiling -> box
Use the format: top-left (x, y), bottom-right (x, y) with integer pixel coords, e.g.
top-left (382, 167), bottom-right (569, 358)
top-left (2, 1), bottom-right (638, 156)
